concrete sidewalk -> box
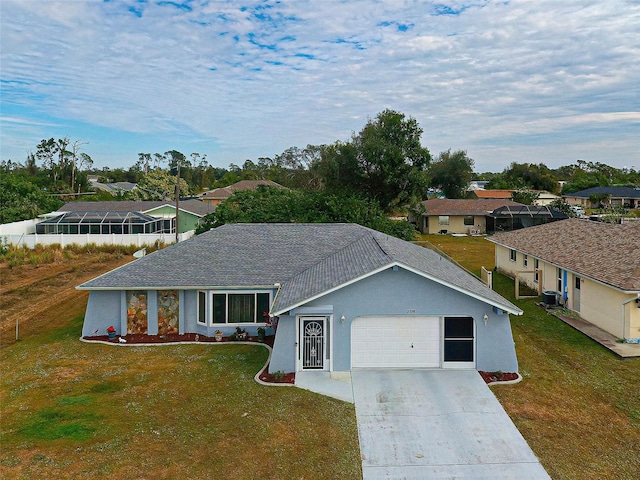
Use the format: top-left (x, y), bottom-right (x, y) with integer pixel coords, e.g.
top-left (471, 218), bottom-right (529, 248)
top-left (294, 370), bottom-right (354, 403)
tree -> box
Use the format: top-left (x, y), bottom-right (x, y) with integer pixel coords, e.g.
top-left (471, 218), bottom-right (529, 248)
top-left (195, 186), bottom-right (416, 240)
top-left (548, 198), bottom-right (577, 217)
top-left (0, 174), bottom-right (63, 223)
top-left (127, 169), bottom-right (190, 201)
top-left (510, 189), bottom-right (539, 205)
top-left (487, 162), bottom-right (559, 193)
top-left (589, 193), bottom-right (611, 209)
top-left (319, 110), bottom-right (431, 210)
top-left (69, 140), bottom-right (91, 193)
top-left (429, 150), bottom-right (474, 199)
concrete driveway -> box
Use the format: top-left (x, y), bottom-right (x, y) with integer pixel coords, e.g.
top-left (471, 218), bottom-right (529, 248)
top-left (351, 370), bottom-right (551, 479)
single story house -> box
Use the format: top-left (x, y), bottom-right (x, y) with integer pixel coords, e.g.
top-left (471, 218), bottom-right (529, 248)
top-left (563, 186), bottom-right (640, 209)
top-left (488, 219), bottom-right (640, 340)
top-left (531, 191), bottom-right (559, 206)
top-left (78, 223), bottom-right (523, 374)
top-left (413, 199), bottom-right (524, 234)
top-left (38, 200), bottom-right (215, 235)
top-left (200, 180), bottom-right (284, 207)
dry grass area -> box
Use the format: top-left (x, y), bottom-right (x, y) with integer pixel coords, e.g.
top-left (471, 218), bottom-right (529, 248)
top-left (421, 234), bottom-right (640, 480)
top-left (0, 248), bottom-right (133, 348)
top-left (0, 246), bottom-right (361, 479)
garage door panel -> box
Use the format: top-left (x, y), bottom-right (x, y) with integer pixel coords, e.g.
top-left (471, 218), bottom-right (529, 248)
top-left (351, 316), bottom-right (441, 369)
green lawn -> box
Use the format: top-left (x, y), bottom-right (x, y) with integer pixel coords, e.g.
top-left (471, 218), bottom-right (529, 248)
top-left (0, 317), bottom-right (361, 479)
top-left (420, 234), bottom-right (640, 480)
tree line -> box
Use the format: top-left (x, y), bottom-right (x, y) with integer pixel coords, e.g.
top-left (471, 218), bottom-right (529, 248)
top-left (2, 109), bottom-right (638, 226)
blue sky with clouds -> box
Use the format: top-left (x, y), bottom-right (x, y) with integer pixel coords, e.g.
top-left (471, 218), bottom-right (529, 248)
top-left (1, 0), bottom-right (639, 172)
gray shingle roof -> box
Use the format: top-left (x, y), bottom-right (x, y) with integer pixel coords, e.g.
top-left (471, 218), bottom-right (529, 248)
top-left (79, 223), bottom-right (522, 314)
top-left (488, 218), bottom-right (640, 291)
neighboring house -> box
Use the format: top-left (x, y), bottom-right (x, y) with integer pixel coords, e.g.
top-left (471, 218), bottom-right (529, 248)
top-left (472, 189), bottom-right (514, 200)
top-left (38, 200), bottom-right (215, 235)
top-left (201, 180), bottom-right (284, 207)
top-left (532, 191), bottom-right (559, 206)
top-left (472, 189), bottom-right (558, 206)
top-left (78, 223), bottom-right (523, 374)
top-left (489, 219), bottom-right (640, 340)
top-left (414, 199), bottom-right (524, 234)
top-left (563, 186), bottom-right (640, 209)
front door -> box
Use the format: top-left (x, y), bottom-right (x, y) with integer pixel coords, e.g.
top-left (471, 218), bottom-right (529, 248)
top-left (300, 317), bottom-right (326, 370)
top-left (573, 276), bottom-right (581, 312)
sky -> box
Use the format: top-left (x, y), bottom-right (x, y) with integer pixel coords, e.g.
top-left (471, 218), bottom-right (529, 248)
top-left (1, 0), bottom-right (639, 173)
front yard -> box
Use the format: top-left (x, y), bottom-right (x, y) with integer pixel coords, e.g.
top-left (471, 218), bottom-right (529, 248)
top-left (0, 316), bottom-right (361, 479)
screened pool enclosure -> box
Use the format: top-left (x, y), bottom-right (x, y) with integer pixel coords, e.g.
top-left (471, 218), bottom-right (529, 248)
top-left (35, 211), bottom-right (175, 235)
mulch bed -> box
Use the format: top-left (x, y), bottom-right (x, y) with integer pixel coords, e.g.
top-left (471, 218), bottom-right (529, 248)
top-left (478, 370), bottom-right (519, 384)
top-left (84, 332), bottom-right (275, 348)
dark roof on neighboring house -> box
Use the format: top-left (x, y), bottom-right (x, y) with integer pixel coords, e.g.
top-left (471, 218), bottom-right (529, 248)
top-left (563, 186), bottom-right (640, 199)
top-left (489, 205), bottom-right (568, 219)
top-left (420, 199), bottom-right (524, 216)
top-left (78, 223), bottom-right (522, 315)
top-left (201, 180), bottom-right (284, 200)
top-left (488, 219), bottom-right (640, 291)
top-left (57, 200), bottom-right (215, 217)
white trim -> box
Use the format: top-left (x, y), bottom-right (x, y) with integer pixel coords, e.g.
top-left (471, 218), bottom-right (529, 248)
top-left (273, 262), bottom-right (522, 316)
top-left (208, 290), bottom-right (272, 326)
top-left (78, 284), bottom-right (277, 291)
top-left (273, 263), bottom-right (395, 315)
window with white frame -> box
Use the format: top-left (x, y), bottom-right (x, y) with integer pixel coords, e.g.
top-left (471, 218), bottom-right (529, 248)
top-left (509, 249), bottom-right (517, 262)
top-left (523, 254), bottom-right (528, 267)
top-left (534, 259), bottom-right (539, 283)
top-left (438, 215), bottom-right (450, 226)
top-left (205, 291), bottom-right (271, 324)
top-left (463, 215), bottom-right (474, 226)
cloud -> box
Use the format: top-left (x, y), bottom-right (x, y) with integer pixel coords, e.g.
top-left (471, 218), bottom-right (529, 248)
top-left (0, 0), bottom-right (638, 171)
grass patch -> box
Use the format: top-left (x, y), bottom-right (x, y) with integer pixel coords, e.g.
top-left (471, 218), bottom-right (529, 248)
top-left (18, 408), bottom-right (99, 442)
top-left (1, 324), bottom-right (361, 479)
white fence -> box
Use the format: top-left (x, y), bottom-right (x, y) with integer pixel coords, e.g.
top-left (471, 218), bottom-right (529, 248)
top-left (0, 219), bottom-right (38, 235)
top-left (481, 266), bottom-right (493, 289)
top-left (1, 230), bottom-right (195, 248)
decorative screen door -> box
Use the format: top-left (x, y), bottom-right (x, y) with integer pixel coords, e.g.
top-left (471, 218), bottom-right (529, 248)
top-left (301, 317), bottom-right (325, 370)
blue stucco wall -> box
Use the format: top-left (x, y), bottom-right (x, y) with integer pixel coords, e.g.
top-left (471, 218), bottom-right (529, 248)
top-left (269, 315), bottom-right (296, 373)
top-left (82, 291), bottom-right (122, 337)
top-left (272, 267), bottom-right (518, 373)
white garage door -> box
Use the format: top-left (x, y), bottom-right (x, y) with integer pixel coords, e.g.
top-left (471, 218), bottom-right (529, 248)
top-left (351, 316), bottom-right (440, 368)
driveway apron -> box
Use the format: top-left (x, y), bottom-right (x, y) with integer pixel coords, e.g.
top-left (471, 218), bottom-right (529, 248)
top-left (351, 370), bottom-right (550, 479)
